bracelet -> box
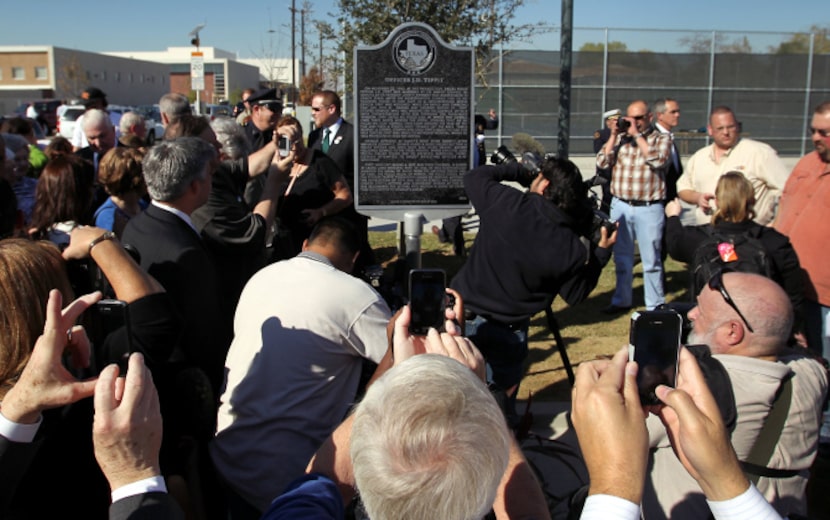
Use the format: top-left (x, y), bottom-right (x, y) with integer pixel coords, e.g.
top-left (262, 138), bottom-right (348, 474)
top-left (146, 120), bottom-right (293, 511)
top-left (636, 132), bottom-right (644, 139)
top-left (88, 230), bottom-right (116, 254)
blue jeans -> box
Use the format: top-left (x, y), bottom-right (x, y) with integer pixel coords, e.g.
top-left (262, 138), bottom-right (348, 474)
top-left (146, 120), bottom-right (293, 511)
top-left (804, 300), bottom-right (830, 442)
top-left (610, 197), bottom-right (665, 309)
top-left (465, 314), bottom-right (529, 391)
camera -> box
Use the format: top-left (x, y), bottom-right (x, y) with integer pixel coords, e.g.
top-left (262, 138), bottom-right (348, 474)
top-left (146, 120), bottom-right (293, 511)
top-left (489, 145), bottom-right (542, 185)
top-left (616, 117), bottom-right (631, 133)
top-left (589, 209), bottom-right (617, 246)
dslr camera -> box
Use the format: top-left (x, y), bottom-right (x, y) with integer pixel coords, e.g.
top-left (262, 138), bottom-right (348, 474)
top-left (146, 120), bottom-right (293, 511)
top-left (616, 117), bottom-right (632, 133)
top-left (490, 145), bottom-right (542, 186)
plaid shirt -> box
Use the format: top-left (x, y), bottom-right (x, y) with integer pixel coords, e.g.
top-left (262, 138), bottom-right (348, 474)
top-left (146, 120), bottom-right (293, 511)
top-left (597, 130), bottom-right (671, 201)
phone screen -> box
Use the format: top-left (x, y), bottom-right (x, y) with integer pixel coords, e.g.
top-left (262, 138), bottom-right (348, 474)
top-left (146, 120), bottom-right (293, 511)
top-left (629, 311), bottom-right (682, 405)
top-left (408, 269), bottom-right (446, 335)
top-left (92, 299), bottom-right (132, 375)
top-left (278, 136), bottom-right (291, 157)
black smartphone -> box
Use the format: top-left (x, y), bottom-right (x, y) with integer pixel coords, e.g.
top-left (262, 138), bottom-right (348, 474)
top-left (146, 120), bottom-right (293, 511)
top-left (629, 310), bottom-right (682, 405)
top-left (278, 135), bottom-right (291, 157)
top-left (92, 299), bottom-right (132, 376)
top-left (408, 269), bottom-right (446, 335)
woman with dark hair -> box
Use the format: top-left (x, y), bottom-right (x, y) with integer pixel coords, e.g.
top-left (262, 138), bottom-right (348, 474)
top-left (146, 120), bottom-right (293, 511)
top-left (665, 171), bottom-right (804, 327)
top-left (94, 147), bottom-right (147, 237)
top-left (28, 154), bottom-right (95, 248)
top-left (44, 135), bottom-right (74, 159)
top-left (274, 115), bottom-right (353, 259)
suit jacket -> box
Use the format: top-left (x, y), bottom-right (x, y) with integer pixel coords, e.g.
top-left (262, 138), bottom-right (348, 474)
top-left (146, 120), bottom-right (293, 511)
top-left (109, 492), bottom-right (184, 520)
top-left (121, 204), bottom-right (230, 396)
top-left (308, 119), bottom-right (355, 189)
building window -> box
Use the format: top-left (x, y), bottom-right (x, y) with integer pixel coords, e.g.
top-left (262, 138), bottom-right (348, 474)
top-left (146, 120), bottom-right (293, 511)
top-left (12, 67), bottom-right (24, 80)
top-left (101, 71), bottom-right (106, 81)
top-left (129, 72), bottom-right (133, 83)
top-left (114, 71), bottom-right (120, 82)
top-left (34, 66), bottom-right (48, 80)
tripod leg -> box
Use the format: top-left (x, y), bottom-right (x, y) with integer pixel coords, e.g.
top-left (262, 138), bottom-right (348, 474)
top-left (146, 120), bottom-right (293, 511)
top-left (545, 307), bottom-right (575, 386)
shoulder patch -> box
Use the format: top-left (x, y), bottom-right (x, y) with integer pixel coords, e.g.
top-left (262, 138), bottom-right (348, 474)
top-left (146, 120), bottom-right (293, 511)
top-left (593, 131), bottom-right (601, 139)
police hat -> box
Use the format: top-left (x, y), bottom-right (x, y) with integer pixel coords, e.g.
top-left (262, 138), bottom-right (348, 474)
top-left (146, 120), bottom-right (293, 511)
top-left (247, 88), bottom-right (280, 106)
top-left (602, 109), bottom-right (622, 120)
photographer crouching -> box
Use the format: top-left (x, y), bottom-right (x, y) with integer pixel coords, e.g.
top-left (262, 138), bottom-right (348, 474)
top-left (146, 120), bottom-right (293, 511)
top-left (450, 149), bottom-right (616, 420)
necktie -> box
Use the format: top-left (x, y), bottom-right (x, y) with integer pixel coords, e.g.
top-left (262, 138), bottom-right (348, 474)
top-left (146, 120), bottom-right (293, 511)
top-left (670, 136), bottom-right (680, 172)
top-left (323, 129), bottom-right (331, 153)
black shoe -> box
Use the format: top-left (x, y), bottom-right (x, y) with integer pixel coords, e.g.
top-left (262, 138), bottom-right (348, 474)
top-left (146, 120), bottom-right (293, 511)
top-left (601, 304), bottom-right (631, 315)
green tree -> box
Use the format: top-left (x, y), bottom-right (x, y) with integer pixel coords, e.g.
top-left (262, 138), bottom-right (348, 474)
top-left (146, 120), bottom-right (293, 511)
top-left (579, 41), bottom-right (628, 52)
top-left (335, 0), bottom-right (543, 89)
top-left (772, 25), bottom-right (830, 54)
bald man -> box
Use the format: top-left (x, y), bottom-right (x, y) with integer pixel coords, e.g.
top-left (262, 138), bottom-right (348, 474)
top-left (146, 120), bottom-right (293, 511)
top-left (643, 272), bottom-right (828, 519)
top-left (597, 99), bottom-right (671, 313)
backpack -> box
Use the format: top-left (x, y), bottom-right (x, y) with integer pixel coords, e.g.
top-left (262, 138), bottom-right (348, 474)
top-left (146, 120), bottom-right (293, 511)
top-left (691, 225), bottom-right (772, 297)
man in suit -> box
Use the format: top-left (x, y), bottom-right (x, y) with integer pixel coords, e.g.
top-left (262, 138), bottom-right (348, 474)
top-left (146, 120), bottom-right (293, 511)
top-left (653, 98), bottom-right (683, 202)
top-left (122, 137), bottom-right (229, 398)
top-left (76, 108), bottom-right (117, 170)
top-left (307, 90), bottom-right (375, 272)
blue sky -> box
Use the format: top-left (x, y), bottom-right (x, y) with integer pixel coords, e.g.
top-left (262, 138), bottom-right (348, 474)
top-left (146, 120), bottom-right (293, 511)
top-left (0, 0), bottom-right (825, 58)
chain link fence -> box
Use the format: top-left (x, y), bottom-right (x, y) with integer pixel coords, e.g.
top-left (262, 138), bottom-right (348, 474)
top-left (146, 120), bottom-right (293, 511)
top-left (475, 27), bottom-right (830, 157)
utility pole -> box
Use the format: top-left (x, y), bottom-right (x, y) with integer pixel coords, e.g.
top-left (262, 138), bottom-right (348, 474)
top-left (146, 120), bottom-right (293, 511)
top-left (558, 0), bottom-right (573, 159)
top-left (300, 6), bottom-right (307, 79)
top-left (290, 0), bottom-right (297, 104)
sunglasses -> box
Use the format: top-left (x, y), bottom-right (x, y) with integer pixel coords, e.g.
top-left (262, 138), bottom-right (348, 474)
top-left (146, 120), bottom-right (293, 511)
top-left (707, 269), bottom-right (754, 332)
top-left (631, 114), bottom-right (647, 121)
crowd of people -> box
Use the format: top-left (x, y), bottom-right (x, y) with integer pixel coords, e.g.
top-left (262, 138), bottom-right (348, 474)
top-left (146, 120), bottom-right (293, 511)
top-left (0, 84), bottom-right (828, 520)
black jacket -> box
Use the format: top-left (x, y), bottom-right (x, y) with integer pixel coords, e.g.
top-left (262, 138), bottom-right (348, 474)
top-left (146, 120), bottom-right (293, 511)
top-left (451, 163), bottom-right (611, 323)
top-left (665, 216), bottom-right (805, 325)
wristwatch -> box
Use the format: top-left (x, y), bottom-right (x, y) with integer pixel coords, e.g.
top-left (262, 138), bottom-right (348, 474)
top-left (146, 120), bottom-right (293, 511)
top-left (88, 230), bottom-right (117, 254)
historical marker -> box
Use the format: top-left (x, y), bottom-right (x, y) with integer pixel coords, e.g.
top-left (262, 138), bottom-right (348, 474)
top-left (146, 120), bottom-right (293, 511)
top-left (354, 23), bottom-right (474, 221)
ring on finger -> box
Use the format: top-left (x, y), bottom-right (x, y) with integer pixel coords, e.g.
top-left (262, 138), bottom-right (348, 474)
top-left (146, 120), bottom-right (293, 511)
top-left (66, 328), bottom-right (73, 343)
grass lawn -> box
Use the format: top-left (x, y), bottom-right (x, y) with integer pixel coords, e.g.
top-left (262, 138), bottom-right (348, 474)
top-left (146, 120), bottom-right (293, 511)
top-left (369, 229), bottom-right (693, 401)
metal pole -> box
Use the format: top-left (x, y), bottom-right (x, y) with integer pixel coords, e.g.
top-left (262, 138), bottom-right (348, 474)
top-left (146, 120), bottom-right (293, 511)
top-left (801, 33), bottom-right (816, 157)
top-left (557, 0), bottom-right (573, 159)
top-left (290, 0), bottom-right (297, 104)
top-left (601, 28), bottom-right (609, 126)
top-left (403, 213), bottom-right (424, 270)
top-left (301, 8), bottom-right (307, 79)
top-left (705, 31), bottom-right (716, 147)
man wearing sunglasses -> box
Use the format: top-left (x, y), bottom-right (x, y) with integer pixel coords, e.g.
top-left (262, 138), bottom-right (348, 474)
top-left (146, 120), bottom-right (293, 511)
top-left (641, 271), bottom-right (827, 519)
top-left (776, 100), bottom-right (830, 450)
top-left (677, 106), bottom-right (789, 226)
top-left (597, 99), bottom-right (671, 313)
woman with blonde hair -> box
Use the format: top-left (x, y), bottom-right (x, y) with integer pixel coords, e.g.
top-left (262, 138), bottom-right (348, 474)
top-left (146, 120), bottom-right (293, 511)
top-left (665, 171), bottom-right (804, 330)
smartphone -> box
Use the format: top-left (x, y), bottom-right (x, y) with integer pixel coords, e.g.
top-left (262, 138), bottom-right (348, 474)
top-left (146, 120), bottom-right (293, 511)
top-left (92, 299), bottom-right (132, 375)
top-left (628, 310), bottom-right (682, 405)
top-left (408, 269), bottom-right (447, 335)
top-left (278, 135), bottom-right (291, 157)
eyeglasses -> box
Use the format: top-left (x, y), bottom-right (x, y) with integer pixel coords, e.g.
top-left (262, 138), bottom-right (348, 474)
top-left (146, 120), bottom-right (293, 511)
top-left (707, 269), bottom-right (754, 332)
top-left (631, 114), bottom-right (647, 121)
top-left (809, 126), bottom-right (830, 138)
top-left (311, 104), bottom-right (331, 113)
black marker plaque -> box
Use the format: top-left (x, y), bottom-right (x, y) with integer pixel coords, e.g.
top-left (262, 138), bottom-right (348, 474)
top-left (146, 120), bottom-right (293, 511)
top-left (355, 23), bottom-right (474, 219)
